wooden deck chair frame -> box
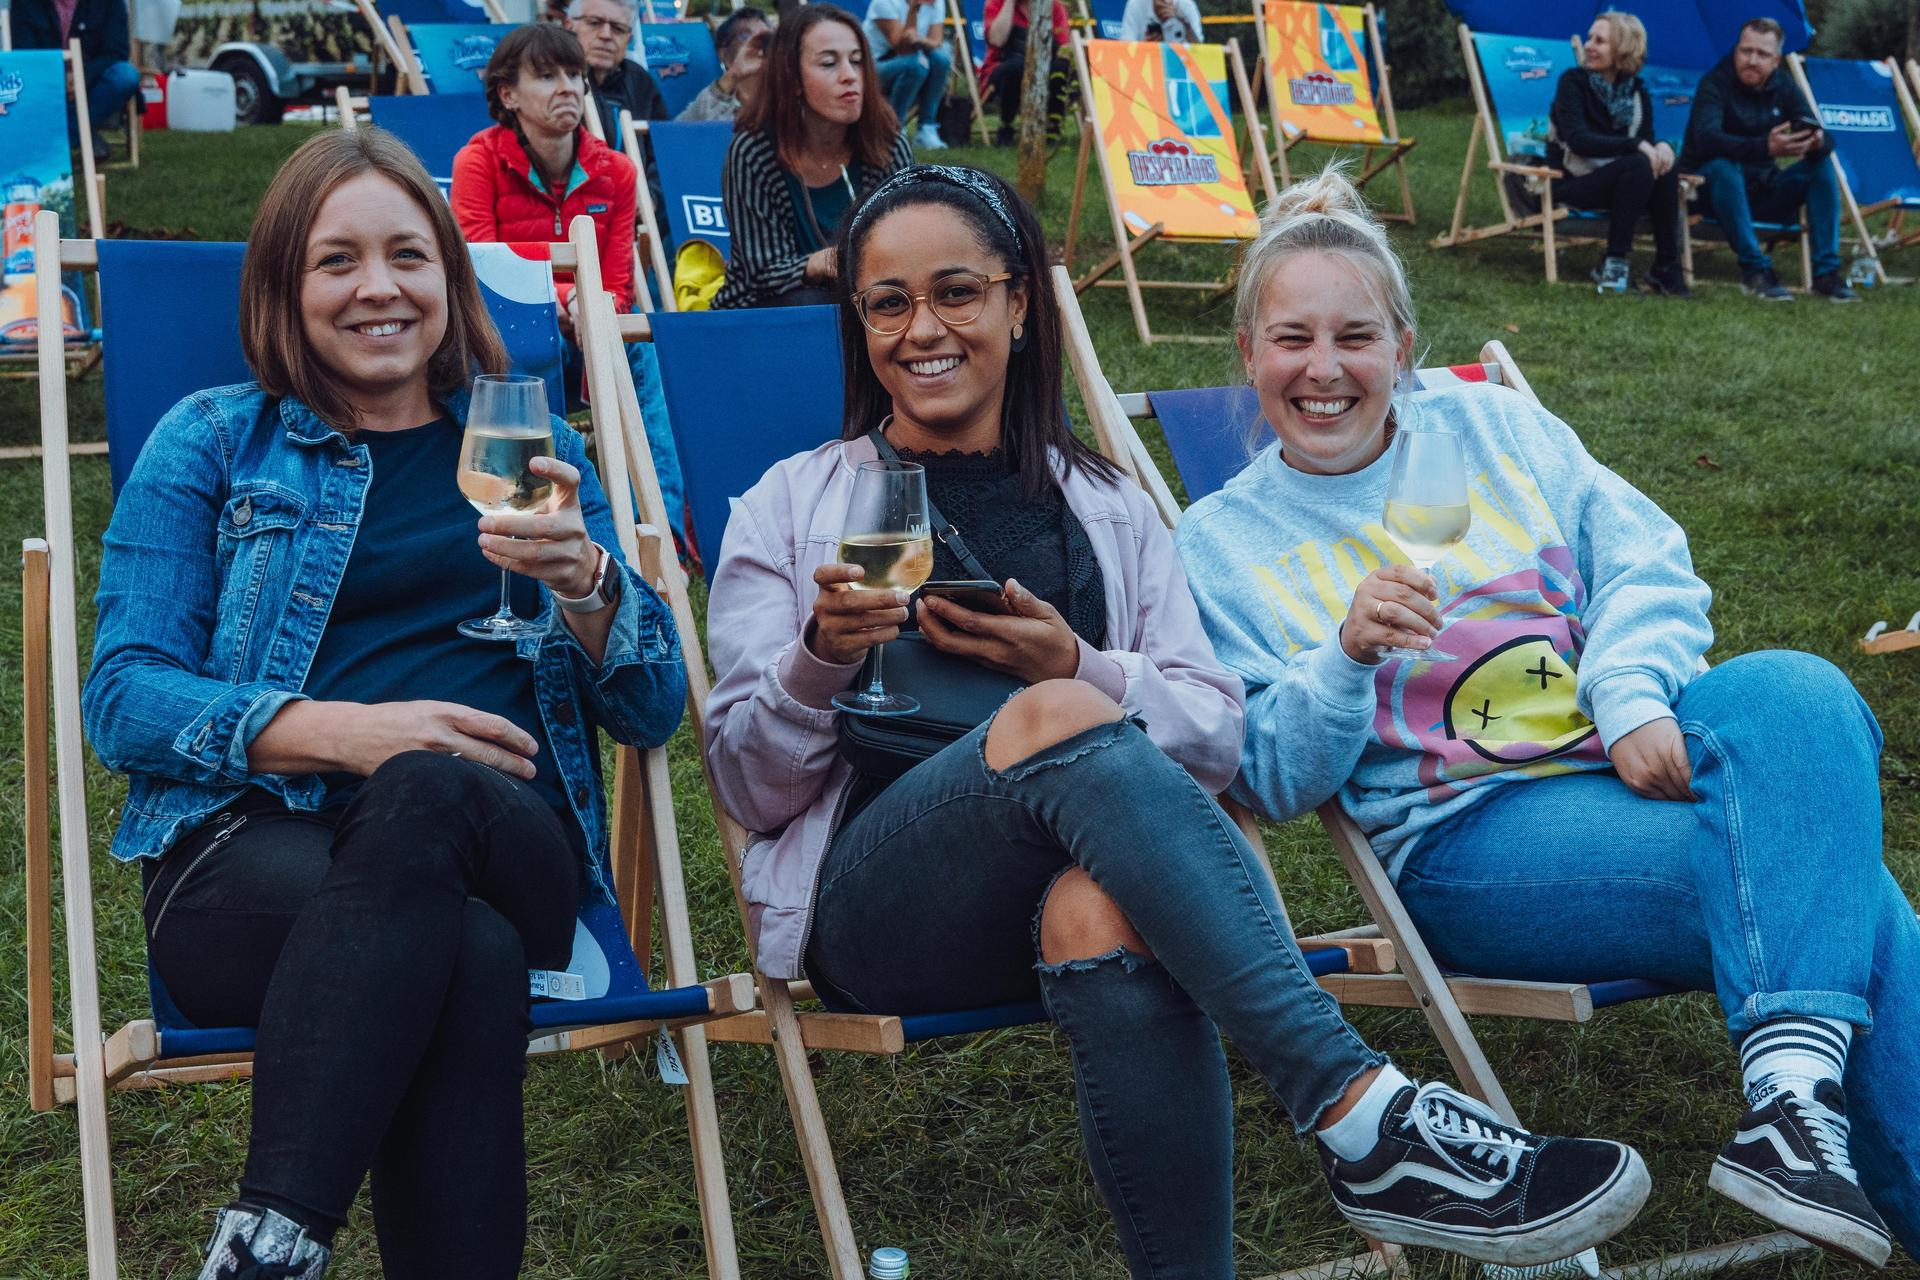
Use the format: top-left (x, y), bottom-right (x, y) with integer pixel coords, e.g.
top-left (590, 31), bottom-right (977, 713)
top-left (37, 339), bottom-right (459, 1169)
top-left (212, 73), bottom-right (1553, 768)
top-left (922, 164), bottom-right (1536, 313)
top-left (1787, 53), bottom-right (1920, 284)
top-left (601, 300), bottom-right (1411, 1280)
top-left (21, 212), bottom-right (747, 1278)
top-left (1063, 31), bottom-right (1278, 346)
top-left (1059, 281), bottom-right (1819, 1279)
top-left (1251, 1), bottom-right (1414, 223)
top-left (354, 0), bottom-right (507, 96)
top-left (624, 117), bottom-right (680, 312)
top-left (944, 0), bottom-right (994, 145)
top-left (1434, 24), bottom-right (1811, 290)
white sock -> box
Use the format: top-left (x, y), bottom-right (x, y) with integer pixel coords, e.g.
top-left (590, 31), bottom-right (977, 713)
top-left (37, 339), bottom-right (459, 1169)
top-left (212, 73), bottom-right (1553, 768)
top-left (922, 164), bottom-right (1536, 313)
top-left (1317, 1062), bottom-right (1413, 1161)
top-left (1741, 1015), bottom-right (1851, 1105)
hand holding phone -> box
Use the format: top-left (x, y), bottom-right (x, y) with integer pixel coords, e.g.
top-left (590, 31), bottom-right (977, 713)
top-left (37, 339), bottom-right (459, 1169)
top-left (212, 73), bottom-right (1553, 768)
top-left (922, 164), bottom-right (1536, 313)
top-left (917, 579), bottom-right (1011, 614)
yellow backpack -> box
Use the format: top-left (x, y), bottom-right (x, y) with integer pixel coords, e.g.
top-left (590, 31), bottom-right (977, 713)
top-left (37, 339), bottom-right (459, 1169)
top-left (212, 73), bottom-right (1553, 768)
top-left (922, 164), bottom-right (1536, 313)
top-left (672, 240), bottom-right (726, 312)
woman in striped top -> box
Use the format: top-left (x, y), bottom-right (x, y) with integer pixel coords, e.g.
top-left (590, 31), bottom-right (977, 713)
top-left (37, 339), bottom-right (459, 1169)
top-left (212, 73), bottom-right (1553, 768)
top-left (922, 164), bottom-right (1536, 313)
top-left (714, 4), bottom-right (914, 309)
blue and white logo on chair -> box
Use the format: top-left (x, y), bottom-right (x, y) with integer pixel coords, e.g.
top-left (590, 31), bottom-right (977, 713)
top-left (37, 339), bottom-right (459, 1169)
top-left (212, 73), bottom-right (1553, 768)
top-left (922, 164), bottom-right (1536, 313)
top-left (682, 193), bottom-right (726, 235)
top-left (450, 34), bottom-right (499, 69)
top-left (0, 71), bottom-right (24, 109)
top-left (1501, 44), bottom-right (1554, 81)
top-left (1819, 104), bottom-right (1896, 133)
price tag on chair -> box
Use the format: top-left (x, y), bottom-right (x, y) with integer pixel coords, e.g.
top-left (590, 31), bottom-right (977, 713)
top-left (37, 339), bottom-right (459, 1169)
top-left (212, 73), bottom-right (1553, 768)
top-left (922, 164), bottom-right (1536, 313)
top-left (656, 1031), bottom-right (689, 1086)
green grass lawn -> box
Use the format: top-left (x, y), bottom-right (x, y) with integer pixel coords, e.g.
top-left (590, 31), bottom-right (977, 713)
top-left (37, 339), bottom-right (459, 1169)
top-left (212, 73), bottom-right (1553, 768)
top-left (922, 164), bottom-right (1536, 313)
top-left (1, 105), bottom-right (1917, 1278)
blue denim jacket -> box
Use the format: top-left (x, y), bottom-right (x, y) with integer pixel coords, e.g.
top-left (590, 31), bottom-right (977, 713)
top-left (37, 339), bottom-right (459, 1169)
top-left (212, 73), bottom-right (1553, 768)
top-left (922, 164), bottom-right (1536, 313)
top-left (82, 383), bottom-right (687, 903)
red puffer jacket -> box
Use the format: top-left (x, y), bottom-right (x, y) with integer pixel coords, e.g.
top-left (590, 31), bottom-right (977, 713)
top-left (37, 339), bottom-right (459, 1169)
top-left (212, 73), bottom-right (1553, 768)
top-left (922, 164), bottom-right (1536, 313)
top-left (451, 124), bottom-right (637, 312)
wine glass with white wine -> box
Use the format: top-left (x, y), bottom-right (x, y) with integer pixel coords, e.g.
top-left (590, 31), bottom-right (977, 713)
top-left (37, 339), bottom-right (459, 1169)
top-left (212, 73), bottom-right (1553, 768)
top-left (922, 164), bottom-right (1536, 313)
top-left (831, 460), bottom-right (933, 717)
top-left (456, 373), bottom-right (553, 641)
top-left (1379, 429), bottom-right (1469, 663)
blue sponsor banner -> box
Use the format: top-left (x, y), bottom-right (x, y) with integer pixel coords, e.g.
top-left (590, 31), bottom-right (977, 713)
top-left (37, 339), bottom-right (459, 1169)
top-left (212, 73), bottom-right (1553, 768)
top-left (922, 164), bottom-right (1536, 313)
top-left (367, 94), bottom-right (493, 192)
top-left (409, 23), bottom-right (517, 94)
top-left (1801, 57), bottom-right (1920, 208)
top-left (1641, 63), bottom-right (1700, 149)
top-left (0, 50), bottom-right (89, 345)
top-left (637, 21), bottom-right (720, 119)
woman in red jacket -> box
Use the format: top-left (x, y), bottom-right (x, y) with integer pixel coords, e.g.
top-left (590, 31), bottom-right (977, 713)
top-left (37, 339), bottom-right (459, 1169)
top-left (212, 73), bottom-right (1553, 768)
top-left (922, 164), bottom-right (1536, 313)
top-left (451, 22), bottom-right (687, 545)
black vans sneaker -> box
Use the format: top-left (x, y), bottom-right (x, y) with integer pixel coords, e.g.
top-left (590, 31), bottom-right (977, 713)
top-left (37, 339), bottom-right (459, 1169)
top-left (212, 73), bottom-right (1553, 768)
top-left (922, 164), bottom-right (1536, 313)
top-left (1742, 268), bottom-right (1794, 301)
top-left (1318, 1082), bottom-right (1650, 1266)
top-left (1811, 272), bottom-right (1861, 303)
top-left (1709, 1079), bottom-right (1891, 1268)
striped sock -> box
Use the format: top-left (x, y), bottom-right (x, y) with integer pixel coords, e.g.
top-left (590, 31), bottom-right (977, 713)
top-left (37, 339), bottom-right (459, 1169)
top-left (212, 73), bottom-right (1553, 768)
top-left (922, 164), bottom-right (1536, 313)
top-left (1740, 1016), bottom-right (1852, 1106)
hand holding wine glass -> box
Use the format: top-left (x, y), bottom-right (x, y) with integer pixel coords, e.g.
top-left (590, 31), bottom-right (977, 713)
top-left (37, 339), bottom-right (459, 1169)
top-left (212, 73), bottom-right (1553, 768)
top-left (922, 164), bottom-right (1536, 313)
top-left (828, 460), bottom-right (932, 716)
top-left (1374, 429), bottom-right (1469, 663)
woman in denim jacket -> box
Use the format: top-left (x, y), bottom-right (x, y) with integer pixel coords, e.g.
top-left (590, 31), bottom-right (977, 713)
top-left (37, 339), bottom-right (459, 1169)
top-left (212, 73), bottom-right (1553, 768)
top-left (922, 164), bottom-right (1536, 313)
top-left (83, 128), bottom-right (685, 1278)
top-left (703, 164), bottom-right (1650, 1279)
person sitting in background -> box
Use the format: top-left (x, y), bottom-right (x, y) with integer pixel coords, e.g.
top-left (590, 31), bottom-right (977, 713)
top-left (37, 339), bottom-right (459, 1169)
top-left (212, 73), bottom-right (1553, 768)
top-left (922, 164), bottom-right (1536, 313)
top-left (1177, 166), bottom-right (1915, 1272)
top-left (1680, 16), bottom-right (1852, 302)
top-left (452, 24), bottom-right (687, 544)
top-left (1120, 0), bottom-right (1202, 44)
top-left (566, 0), bottom-right (668, 215)
top-left (13, 0), bottom-right (140, 162)
top-left (981, 0), bottom-right (1071, 146)
top-left (714, 5), bottom-right (912, 309)
top-left (706, 160), bottom-right (1653, 1280)
top-left (862, 0), bottom-right (952, 150)
top-left (1548, 11), bottom-right (1687, 297)
top-left (679, 6), bottom-right (772, 121)
top-left (89, 127), bottom-right (684, 1280)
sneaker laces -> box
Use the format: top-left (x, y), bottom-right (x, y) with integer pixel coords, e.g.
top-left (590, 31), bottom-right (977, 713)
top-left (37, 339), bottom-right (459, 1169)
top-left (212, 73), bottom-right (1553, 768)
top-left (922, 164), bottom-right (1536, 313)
top-left (1784, 1093), bottom-right (1860, 1185)
top-left (1398, 1082), bottom-right (1530, 1189)
top-left (223, 1241), bottom-right (308, 1280)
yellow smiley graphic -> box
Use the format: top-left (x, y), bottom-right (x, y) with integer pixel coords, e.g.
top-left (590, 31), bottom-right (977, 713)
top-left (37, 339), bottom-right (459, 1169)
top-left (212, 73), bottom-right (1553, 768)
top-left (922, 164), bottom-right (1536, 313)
top-left (1441, 634), bottom-right (1599, 764)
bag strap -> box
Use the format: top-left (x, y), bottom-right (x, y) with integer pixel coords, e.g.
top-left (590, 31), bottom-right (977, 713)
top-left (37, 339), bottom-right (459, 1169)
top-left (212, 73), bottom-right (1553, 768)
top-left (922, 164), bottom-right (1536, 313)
top-left (865, 426), bottom-right (996, 583)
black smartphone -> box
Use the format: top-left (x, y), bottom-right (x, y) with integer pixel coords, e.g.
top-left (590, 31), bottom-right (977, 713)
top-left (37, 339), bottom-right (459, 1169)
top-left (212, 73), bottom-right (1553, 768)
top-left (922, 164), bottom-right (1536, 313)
top-left (1783, 115), bottom-right (1820, 134)
top-left (918, 579), bottom-right (1010, 614)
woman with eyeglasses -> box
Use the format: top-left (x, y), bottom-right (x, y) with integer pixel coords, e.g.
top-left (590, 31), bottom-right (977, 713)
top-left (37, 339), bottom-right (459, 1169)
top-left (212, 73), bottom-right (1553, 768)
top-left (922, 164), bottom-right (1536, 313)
top-left (701, 163), bottom-right (1651, 1279)
top-left (713, 4), bottom-right (912, 309)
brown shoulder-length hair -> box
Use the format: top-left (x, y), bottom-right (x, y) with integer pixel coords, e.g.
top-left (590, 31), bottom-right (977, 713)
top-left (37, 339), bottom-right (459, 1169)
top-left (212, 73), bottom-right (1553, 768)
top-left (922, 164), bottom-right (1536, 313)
top-left (483, 23), bottom-right (588, 127)
top-left (239, 128), bottom-right (507, 432)
top-left (737, 5), bottom-right (897, 172)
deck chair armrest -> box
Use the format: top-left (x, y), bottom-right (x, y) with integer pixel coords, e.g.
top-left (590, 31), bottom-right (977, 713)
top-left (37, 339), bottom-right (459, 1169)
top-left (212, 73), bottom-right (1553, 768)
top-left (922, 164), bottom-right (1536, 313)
top-left (1490, 160), bottom-right (1560, 179)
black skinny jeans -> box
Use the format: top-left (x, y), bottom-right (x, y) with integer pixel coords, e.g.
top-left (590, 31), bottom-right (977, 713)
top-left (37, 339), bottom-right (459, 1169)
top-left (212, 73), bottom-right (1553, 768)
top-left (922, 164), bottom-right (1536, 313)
top-left (141, 751), bottom-right (579, 1275)
top-left (1554, 149), bottom-right (1683, 263)
top-left (987, 49), bottom-right (1071, 133)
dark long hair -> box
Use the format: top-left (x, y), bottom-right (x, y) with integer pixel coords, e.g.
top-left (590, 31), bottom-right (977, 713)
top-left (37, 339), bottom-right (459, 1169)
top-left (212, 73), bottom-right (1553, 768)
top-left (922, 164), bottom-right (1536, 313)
top-left (736, 5), bottom-right (897, 172)
top-left (835, 166), bottom-right (1122, 501)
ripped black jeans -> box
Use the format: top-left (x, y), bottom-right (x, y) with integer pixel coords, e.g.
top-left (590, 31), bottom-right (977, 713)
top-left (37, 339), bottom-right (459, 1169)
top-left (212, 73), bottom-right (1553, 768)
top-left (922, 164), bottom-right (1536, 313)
top-left (805, 715), bottom-right (1383, 1280)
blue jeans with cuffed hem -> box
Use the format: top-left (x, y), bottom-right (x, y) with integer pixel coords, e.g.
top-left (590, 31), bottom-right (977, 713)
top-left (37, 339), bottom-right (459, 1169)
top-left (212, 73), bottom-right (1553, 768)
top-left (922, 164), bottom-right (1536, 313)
top-left (1396, 650), bottom-right (1918, 1255)
top-left (1696, 156), bottom-right (1843, 278)
top-left (806, 714), bottom-right (1384, 1278)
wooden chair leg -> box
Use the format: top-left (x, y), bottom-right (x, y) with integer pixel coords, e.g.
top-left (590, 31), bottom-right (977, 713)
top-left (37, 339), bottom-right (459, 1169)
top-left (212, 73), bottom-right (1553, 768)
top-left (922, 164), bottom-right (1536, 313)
top-left (763, 979), bottom-right (865, 1279)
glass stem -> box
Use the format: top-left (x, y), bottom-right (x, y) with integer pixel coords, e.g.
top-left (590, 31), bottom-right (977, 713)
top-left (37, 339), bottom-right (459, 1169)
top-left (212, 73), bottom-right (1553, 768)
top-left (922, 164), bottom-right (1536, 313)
top-left (863, 642), bottom-right (887, 701)
top-left (497, 567), bottom-right (514, 619)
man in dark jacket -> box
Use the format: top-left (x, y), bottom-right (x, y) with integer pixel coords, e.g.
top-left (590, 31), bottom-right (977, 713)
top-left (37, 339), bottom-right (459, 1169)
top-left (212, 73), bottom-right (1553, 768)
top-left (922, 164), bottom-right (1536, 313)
top-left (1680, 16), bottom-right (1852, 302)
top-left (565, 0), bottom-right (668, 215)
top-left (12, 0), bottom-right (141, 162)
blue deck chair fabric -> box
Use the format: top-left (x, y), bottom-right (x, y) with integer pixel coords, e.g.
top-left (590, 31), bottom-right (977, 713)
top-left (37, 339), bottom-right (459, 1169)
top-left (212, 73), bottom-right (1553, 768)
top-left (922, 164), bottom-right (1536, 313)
top-left (94, 238), bottom-right (710, 1062)
top-left (366, 93), bottom-right (492, 192)
top-left (1445, 0), bottom-right (1811, 71)
top-left (408, 23), bottom-right (518, 94)
top-left (639, 21), bottom-right (721, 119)
top-left (650, 120), bottom-right (733, 260)
top-left (1642, 63), bottom-right (1700, 149)
top-left (0, 50), bottom-right (95, 350)
top-left (1470, 32), bottom-right (1609, 230)
top-left (1803, 57), bottom-right (1920, 212)
top-left (1088, 0), bottom-right (1124, 40)
top-left (956, 0), bottom-right (988, 69)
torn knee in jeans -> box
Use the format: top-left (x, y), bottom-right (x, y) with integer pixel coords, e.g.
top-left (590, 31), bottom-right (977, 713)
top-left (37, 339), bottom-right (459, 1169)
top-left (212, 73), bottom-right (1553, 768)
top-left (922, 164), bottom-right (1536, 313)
top-left (1036, 945), bottom-right (1156, 977)
top-left (1034, 865), bottom-right (1155, 966)
top-left (981, 679), bottom-right (1125, 775)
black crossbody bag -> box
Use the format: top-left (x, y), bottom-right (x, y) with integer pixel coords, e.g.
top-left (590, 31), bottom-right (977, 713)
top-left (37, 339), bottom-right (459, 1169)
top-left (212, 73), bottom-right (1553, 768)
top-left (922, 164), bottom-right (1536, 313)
top-left (836, 429), bottom-right (1028, 780)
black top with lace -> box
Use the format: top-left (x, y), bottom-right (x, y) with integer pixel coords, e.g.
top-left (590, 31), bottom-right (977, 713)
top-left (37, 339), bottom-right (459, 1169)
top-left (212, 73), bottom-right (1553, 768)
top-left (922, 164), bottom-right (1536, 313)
top-left (896, 445), bottom-right (1108, 650)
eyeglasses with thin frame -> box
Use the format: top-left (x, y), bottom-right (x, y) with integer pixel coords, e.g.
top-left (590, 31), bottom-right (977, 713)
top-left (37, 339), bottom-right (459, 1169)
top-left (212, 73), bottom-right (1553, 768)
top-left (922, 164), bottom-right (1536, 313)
top-left (576, 13), bottom-right (633, 37)
top-left (852, 271), bottom-right (1014, 336)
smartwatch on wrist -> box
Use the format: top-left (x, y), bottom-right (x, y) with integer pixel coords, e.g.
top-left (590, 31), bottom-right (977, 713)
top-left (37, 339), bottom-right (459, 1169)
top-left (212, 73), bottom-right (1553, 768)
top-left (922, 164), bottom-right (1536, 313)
top-left (553, 543), bottom-right (621, 614)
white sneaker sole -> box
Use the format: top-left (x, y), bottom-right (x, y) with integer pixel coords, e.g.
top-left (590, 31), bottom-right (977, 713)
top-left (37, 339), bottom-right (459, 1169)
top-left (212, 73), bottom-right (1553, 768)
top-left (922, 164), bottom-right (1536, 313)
top-left (1708, 1159), bottom-right (1892, 1269)
top-left (1340, 1148), bottom-right (1652, 1266)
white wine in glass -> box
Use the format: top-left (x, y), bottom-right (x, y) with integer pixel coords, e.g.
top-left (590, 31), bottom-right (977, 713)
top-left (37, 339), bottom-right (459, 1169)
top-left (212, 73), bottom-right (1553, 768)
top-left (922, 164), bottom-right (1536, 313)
top-left (457, 374), bottom-right (552, 642)
top-left (832, 460), bottom-right (932, 717)
top-left (1379, 429), bottom-right (1469, 663)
